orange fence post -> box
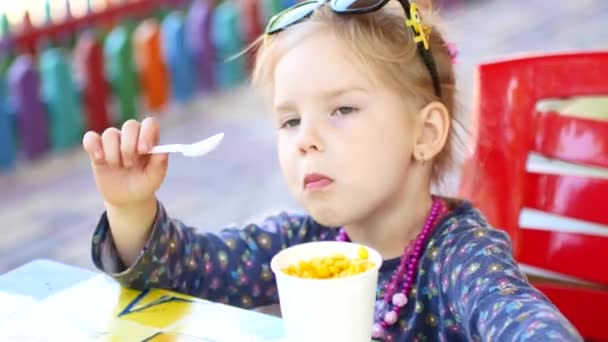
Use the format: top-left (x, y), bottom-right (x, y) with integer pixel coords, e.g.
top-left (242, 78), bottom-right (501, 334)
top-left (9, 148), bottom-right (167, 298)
top-left (133, 18), bottom-right (170, 112)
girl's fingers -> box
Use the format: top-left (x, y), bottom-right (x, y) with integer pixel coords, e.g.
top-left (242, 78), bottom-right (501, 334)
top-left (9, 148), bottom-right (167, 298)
top-left (101, 127), bottom-right (122, 168)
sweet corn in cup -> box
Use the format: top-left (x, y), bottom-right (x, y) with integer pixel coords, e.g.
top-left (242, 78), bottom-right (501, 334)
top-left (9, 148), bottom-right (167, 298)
top-left (270, 241), bottom-right (383, 342)
top-left (282, 246), bottom-right (375, 279)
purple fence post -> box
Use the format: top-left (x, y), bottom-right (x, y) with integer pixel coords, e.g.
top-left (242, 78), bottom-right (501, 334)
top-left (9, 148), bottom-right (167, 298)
top-left (8, 55), bottom-right (49, 160)
top-left (186, 0), bottom-right (216, 92)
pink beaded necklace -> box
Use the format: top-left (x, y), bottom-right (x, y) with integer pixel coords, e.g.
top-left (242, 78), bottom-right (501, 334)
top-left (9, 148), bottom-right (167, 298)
top-left (336, 196), bottom-right (444, 339)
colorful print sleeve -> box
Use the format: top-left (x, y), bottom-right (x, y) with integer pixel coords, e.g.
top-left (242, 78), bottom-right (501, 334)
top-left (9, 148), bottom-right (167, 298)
top-left (440, 217), bottom-right (583, 341)
top-left (91, 201), bottom-right (336, 309)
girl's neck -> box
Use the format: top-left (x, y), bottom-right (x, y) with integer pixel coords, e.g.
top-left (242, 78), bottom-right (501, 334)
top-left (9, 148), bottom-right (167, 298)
top-left (343, 173), bottom-right (434, 260)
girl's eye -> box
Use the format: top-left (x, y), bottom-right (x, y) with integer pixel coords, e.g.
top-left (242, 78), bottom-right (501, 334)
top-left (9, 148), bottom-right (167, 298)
top-left (281, 118), bottom-right (301, 129)
top-left (333, 106), bottom-right (358, 116)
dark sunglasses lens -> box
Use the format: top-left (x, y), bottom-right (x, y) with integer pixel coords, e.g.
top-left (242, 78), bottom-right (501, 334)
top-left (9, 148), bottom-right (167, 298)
top-left (266, 1), bottom-right (322, 34)
top-left (331, 0), bottom-right (385, 12)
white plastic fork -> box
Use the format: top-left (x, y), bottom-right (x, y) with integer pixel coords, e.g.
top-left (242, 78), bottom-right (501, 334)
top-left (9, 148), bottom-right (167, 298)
top-left (148, 133), bottom-right (224, 157)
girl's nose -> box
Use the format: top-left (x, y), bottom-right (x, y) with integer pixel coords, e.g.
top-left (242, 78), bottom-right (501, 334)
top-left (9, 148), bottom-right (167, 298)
top-left (296, 122), bottom-right (324, 155)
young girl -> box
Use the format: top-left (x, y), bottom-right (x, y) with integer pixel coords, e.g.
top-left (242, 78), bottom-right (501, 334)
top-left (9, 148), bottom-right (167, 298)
top-left (82, 1), bottom-right (582, 340)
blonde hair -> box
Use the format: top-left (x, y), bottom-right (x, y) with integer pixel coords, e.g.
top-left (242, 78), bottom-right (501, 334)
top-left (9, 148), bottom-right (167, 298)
top-left (250, 1), bottom-right (459, 184)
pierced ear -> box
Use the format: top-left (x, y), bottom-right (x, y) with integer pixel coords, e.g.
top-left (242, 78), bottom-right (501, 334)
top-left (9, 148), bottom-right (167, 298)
top-left (413, 101), bottom-right (450, 162)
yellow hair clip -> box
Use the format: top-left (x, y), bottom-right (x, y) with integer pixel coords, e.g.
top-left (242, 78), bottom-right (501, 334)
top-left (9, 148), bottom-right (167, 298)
top-left (263, 33), bottom-right (270, 46)
top-left (405, 3), bottom-right (431, 50)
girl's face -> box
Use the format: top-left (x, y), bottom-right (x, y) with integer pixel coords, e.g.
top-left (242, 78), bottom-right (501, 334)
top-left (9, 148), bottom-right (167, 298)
top-left (273, 31), bottom-right (423, 227)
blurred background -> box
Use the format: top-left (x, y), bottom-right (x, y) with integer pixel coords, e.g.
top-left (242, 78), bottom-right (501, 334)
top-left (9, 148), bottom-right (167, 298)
top-left (0, 0), bottom-right (606, 274)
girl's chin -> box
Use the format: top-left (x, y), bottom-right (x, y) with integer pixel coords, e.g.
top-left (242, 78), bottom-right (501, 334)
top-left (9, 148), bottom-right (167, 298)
top-left (306, 206), bottom-right (351, 227)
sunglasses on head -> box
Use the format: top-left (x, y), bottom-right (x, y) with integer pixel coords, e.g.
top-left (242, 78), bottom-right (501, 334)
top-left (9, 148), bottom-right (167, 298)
top-left (265, 0), bottom-right (442, 98)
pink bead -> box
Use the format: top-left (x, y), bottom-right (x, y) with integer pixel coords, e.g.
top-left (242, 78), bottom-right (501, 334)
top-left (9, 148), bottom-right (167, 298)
top-left (392, 292), bottom-right (408, 307)
top-left (384, 311), bottom-right (398, 325)
top-left (372, 323), bottom-right (384, 339)
top-left (338, 229), bottom-right (351, 242)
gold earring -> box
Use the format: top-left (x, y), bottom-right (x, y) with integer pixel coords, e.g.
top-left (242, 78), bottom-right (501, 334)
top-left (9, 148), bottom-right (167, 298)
top-left (418, 151), bottom-right (425, 165)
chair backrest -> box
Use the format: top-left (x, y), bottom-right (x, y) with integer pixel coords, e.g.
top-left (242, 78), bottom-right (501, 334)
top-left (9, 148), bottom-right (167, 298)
top-left (459, 51), bottom-right (608, 340)
top-left (461, 52), bottom-right (608, 284)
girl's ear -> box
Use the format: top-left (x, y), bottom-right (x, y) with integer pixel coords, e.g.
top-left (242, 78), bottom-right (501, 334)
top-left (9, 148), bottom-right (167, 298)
top-left (413, 101), bottom-right (450, 163)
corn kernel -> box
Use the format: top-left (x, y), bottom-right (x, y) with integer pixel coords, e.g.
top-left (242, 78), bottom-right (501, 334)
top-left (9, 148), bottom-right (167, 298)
top-left (358, 246), bottom-right (369, 260)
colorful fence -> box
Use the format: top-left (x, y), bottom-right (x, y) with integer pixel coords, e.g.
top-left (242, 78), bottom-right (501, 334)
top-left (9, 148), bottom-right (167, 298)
top-left (0, 0), bottom-right (292, 172)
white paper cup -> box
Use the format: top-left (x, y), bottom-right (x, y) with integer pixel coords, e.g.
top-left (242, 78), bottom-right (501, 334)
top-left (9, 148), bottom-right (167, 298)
top-left (270, 241), bottom-right (383, 342)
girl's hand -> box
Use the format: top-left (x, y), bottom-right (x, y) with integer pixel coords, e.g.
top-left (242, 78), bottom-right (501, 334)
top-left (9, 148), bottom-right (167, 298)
top-left (82, 117), bottom-right (168, 208)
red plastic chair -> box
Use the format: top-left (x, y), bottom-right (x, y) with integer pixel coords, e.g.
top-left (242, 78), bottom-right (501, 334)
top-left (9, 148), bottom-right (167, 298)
top-left (459, 52), bottom-right (608, 341)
